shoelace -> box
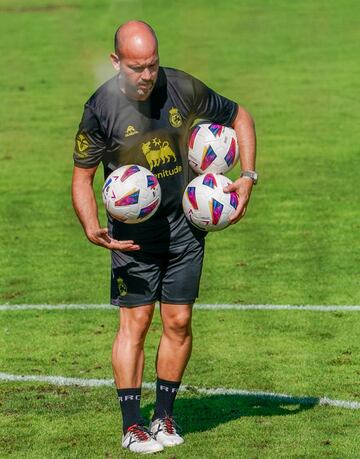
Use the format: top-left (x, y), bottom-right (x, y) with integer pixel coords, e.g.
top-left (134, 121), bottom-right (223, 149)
top-left (162, 416), bottom-right (175, 435)
top-left (128, 424), bottom-right (151, 442)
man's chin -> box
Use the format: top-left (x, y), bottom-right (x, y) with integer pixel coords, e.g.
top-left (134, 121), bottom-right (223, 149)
top-left (136, 87), bottom-right (153, 100)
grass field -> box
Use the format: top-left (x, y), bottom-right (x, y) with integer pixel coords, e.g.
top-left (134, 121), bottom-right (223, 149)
top-left (1, 306), bottom-right (360, 458)
top-left (1, 0), bottom-right (360, 457)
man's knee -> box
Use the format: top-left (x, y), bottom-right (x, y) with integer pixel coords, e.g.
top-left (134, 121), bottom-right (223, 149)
top-left (119, 306), bottom-right (154, 343)
top-left (162, 309), bottom-right (192, 339)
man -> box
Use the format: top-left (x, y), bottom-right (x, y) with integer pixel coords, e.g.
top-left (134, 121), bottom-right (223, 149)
top-left (72, 20), bottom-right (256, 454)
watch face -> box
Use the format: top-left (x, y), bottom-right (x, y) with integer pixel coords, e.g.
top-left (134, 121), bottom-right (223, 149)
top-left (242, 171), bottom-right (258, 184)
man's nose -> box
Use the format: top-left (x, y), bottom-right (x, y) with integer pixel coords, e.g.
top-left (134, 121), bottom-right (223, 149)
top-left (141, 68), bottom-right (151, 80)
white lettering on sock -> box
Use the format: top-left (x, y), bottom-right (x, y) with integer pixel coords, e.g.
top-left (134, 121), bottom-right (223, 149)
top-left (159, 385), bottom-right (179, 393)
top-left (118, 394), bottom-right (141, 402)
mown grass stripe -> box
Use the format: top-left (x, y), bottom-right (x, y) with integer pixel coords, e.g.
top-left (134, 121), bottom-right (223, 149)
top-left (1, 304), bottom-right (360, 311)
top-left (0, 372), bottom-right (359, 410)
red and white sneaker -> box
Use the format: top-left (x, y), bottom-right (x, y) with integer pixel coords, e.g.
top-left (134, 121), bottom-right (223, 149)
top-left (122, 424), bottom-right (164, 454)
top-left (150, 416), bottom-right (184, 447)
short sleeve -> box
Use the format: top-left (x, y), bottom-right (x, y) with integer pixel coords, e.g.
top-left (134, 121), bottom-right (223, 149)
top-left (190, 76), bottom-right (238, 126)
top-left (73, 105), bottom-right (107, 168)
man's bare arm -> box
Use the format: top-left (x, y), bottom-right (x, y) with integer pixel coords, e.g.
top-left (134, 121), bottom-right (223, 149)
top-left (72, 165), bottom-right (140, 251)
top-left (224, 105), bottom-right (257, 223)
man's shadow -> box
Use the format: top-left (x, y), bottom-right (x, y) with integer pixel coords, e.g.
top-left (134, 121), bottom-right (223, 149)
top-left (143, 392), bottom-right (318, 434)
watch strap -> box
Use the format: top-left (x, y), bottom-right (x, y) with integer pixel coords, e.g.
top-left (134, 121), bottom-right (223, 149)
top-left (241, 170), bottom-right (258, 185)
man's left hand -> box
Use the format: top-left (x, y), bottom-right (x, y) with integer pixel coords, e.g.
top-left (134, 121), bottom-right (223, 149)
top-left (223, 177), bottom-right (254, 224)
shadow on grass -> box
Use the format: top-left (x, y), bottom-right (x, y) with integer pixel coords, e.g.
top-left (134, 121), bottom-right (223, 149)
top-left (143, 392), bottom-right (318, 434)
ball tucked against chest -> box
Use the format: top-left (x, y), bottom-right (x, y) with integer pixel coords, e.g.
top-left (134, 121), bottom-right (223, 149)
top-left (188, 123), bottom-right (239, 174)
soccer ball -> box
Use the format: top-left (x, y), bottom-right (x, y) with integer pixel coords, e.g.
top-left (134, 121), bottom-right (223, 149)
top-left (102, 165), bottom-right (161, 223)
top-left (182, 173), bottom-right (238, 231)
top-left (188, 123), bottom-right (239, 174)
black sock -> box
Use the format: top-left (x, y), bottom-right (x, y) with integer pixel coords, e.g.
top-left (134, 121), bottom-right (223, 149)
top-left (153, 378), bottom-right (181, 420)
top-left (117, 388), bottom-right (143, 434)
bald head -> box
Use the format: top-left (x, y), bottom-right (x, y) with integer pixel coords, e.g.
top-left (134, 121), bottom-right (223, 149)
top-left (110, 21), bottom-right (160, 101)
top-left (114, 21), bottom-right (158, 58)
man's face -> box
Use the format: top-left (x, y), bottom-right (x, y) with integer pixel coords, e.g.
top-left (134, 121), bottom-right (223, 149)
top-left (112, 51), bottom-right (159, 101)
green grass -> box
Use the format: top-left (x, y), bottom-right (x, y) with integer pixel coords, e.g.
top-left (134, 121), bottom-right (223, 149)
top-left (2, 383), bottom-right (359, 458)
top-left (1, 308), bottom-right (360, 458)
top-left (1, 0), bottom-right (359, 305)
top-left (2, 309), bottom-right (360, 397)
top-left (1, 0), bottom-right (360, 457)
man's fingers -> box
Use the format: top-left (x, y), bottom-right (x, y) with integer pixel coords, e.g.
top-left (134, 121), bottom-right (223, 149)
top-left (89, 229), bottom-right (140, 251)
top-left (95, 228), bottom-right (111, 243)
top-left (98, 241), bottom-right (140, 251)
top-left (112, 240), bottom-right (138, 245)
top-left (102, 237), bottom-right (140, 251)
top-left (224, 177), bottom-right (252, 225)
top-left (223, 184), bottom-right (236, 193)
top-left (229, 202), bottom-right (247, 224)
top-left (108, 241), bottom-right (141, 251)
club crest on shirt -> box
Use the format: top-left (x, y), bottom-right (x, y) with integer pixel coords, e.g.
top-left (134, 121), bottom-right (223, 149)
top-left (141, 138), bottom-right (177, 170)
top-left (169, 107), bottom-right (182, 128)
top-left (75, 132), bottom-right (90, 158)
top-left (124, 125), bottom-right (139, 137)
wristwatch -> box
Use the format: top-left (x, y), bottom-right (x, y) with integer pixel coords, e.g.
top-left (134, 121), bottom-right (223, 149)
top-left (241, 170), bottom-right (258, 185)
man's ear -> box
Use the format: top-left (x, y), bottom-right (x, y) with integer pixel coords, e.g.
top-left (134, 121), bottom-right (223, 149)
top-left (110, 53), bottom-right (121, 72)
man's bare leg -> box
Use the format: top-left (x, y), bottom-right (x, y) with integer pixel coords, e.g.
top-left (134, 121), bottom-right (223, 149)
top-left (150, 303), bottom-right (192, 446)
top-left (112, 304), bottom-right (155, 439)
top-left (112, 304), bottom-right (155, 387)
top-left (156, 303), bottom-right (193, 381)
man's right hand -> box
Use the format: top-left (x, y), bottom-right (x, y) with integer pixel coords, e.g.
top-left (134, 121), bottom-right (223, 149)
top-left (72, 166), bottom-right (140, 252)
top-left (86, 227), bottom-right (140, 251)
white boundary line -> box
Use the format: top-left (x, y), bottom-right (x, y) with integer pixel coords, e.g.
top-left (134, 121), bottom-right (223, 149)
top-left (1, 303), bottom-right (360, 311)
top-left (0, 372), bottom-right (359, 410)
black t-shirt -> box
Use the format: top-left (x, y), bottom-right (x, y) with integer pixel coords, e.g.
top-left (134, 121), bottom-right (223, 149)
top-left (74, 67), bottom-right (238, 249)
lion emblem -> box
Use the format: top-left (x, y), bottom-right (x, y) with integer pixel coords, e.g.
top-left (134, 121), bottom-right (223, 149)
top-left (141, 139), bottom-right (177, 170)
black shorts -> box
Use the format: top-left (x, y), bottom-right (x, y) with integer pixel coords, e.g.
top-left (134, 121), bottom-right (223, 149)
top-left (111, 238), bottom-right (205, 307)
